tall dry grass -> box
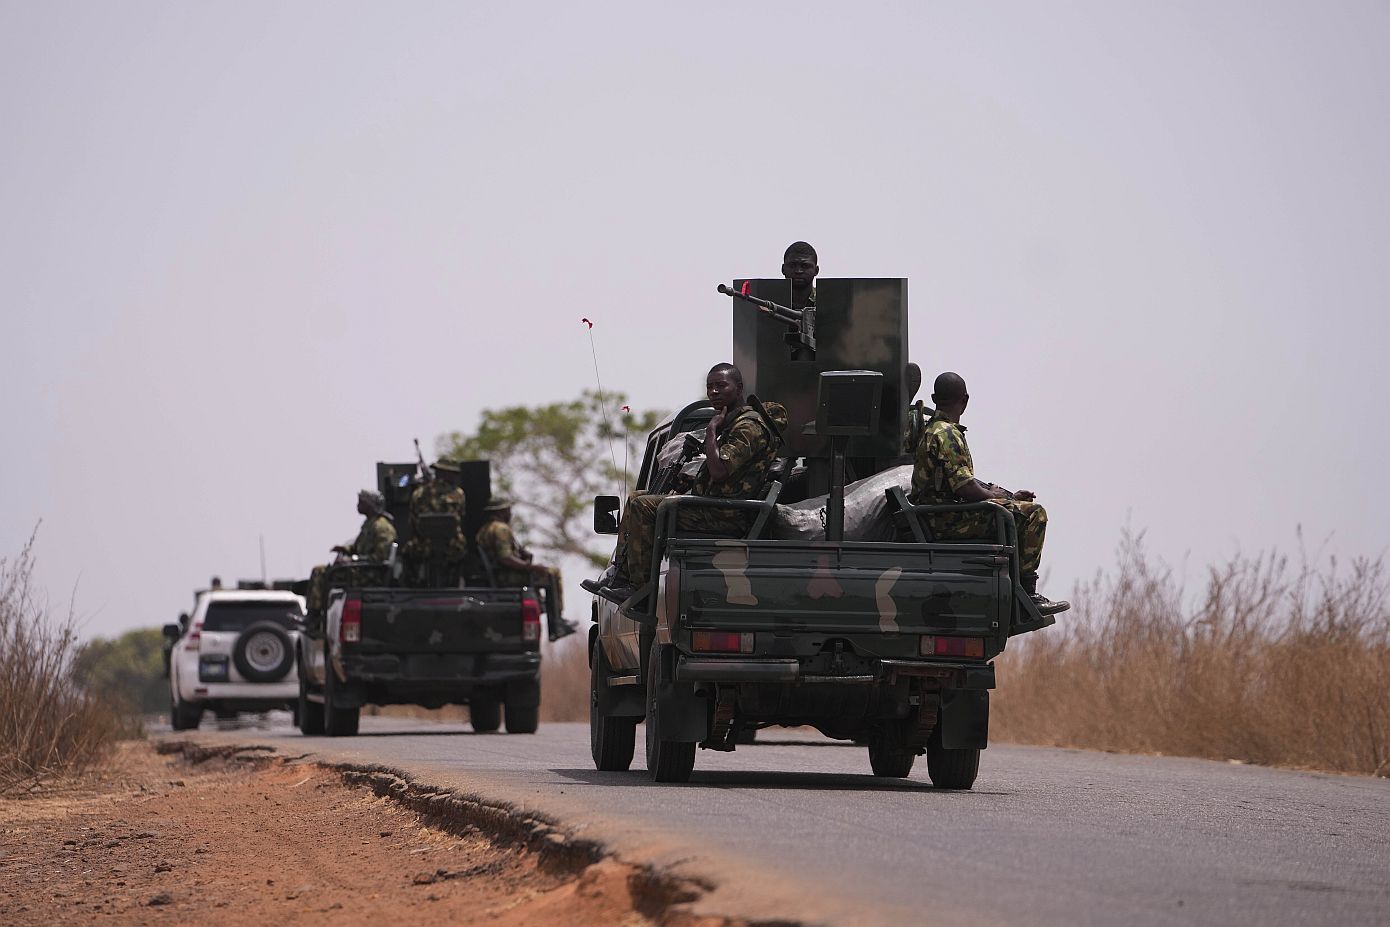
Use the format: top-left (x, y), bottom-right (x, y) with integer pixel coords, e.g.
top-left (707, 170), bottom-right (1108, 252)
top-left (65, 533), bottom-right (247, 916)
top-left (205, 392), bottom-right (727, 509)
top-left (0, 532), bottom-right (120, 794)
top-left (993, 532), bottom-right (1390, 776)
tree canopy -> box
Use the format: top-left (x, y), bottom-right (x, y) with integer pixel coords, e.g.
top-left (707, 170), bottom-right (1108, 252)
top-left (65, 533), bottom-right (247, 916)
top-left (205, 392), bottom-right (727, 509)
top-left (438, 390), bottom-right (666, 568)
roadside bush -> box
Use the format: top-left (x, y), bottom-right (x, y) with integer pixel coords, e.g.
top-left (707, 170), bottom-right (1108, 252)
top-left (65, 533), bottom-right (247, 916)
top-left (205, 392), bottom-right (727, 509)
top-left (0, 533), bottom-right (120, 794)
top-left (73, 628), bottom-right (167, 719)
top-left (539, 635), bottom-right (589, 722)
top-left (992, 532), bottom-right (1390, 776)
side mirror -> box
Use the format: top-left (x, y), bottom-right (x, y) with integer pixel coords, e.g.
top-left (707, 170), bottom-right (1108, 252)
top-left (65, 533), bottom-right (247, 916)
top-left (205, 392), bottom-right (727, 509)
top-left (162, 623), bottom-right (182, 641)
top-left (593, 495), bottom-right (620, 535)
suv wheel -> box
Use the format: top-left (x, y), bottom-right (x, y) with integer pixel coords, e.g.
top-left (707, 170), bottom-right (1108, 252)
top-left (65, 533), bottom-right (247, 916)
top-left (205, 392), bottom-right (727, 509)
top-left (170, 693), bottom-right (201, 731)
top-left (233, 621), bottom-right (294, 683)
top-left (590, 642), bottom-right (635, 770)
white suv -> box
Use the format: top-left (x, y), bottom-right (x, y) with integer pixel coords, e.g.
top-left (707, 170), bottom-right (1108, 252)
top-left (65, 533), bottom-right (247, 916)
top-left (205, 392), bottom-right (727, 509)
top-left (168, 589), bottom-right (306, 730)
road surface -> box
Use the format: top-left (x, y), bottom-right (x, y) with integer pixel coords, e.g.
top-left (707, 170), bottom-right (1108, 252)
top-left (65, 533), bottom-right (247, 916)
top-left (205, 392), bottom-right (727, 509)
top-left (172, 718), bottom-right (1390, 926)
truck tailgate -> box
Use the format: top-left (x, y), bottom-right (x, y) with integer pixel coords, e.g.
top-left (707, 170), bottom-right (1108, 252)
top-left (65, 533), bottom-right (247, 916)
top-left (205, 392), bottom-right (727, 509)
top-left (355, 588), bottom-right (529, 653)
top-left (671, 539), bottom-right (1009, 636)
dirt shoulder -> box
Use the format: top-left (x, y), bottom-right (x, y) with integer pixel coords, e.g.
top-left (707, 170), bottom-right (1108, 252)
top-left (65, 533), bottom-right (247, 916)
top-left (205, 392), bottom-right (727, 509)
top-left (0, 740), bottom-right (744, 927)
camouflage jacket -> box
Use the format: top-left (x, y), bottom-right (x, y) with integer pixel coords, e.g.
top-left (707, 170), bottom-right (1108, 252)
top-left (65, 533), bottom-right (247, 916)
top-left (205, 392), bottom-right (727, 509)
top-left (350, 513), bottom-right (397, 561)
top-left (476, 520), bottom-right (529, 586)
top-left (409, 480), bottom-right (466, 523)
top-left (909, 415), bottom-right (975, 506)
top-left (691, 402), bottom-right (788, 499)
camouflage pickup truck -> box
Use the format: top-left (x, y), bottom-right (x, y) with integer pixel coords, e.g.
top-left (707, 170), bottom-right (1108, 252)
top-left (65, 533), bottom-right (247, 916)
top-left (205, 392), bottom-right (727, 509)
top-left (586, 277), bottom-right (1057, 787)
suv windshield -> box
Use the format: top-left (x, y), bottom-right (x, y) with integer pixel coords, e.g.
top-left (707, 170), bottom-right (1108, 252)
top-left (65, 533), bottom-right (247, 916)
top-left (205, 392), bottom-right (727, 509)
top-left (203, 601), bottom-right (303, 632)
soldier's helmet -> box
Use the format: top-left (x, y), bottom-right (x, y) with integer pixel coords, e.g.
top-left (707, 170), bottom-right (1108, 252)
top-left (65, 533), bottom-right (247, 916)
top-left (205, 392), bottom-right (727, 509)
top-left (358, 489), bottom-right (387, 513)
top-left (482, 498), bottom-right (512, 514)
top-left (432, 458), bottom-right (462, 473)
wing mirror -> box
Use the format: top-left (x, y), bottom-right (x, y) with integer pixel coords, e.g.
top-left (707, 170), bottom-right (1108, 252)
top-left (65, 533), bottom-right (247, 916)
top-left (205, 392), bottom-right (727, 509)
top-left (593, 495), bottom-right (620, 535)
top-left (162, 623), bottom-right (182, 641)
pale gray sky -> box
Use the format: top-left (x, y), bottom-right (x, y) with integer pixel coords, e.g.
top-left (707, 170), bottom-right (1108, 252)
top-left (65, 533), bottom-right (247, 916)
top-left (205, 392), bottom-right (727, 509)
top-left (3, 1), bottom-right (1387, 638)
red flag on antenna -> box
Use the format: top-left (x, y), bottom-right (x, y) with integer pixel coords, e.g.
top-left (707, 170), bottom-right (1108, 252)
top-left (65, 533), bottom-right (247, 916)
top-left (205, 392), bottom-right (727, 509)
top-left (581, 318), bottom-right (593, 329)
top-left (621, 405), bottom-right (630, 413)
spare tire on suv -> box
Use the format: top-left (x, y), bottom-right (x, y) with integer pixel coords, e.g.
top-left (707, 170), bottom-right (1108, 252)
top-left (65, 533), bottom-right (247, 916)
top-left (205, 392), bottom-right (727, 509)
top-left (233, 621), bottom-right (294, 683)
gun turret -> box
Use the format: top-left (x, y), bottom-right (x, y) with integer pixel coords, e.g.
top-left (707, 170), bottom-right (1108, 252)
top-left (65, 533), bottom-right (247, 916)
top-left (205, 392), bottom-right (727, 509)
top-left (718, 284), bottom-right (816, 352)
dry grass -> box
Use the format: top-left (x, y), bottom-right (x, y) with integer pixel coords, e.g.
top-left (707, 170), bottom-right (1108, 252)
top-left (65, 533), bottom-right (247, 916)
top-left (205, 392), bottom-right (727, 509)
top-left (993, 532), bottom-right (1390, 776)
top-left (0, 532), bottom-right (120, 795)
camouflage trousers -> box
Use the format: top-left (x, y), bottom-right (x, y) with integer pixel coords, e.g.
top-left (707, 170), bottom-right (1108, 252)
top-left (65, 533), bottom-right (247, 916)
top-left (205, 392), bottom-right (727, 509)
top-left (307, 564), bottom-right (330, 616)
top-left (614, 492), bottom-right (749, 586)
top-left (928, 499), bottom-right (1048, 576)
top-left (495, 565), bottom-right (566, 635)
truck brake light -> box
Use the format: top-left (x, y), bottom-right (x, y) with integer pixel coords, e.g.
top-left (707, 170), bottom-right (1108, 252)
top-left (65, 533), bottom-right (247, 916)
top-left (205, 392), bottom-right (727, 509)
top-left (341, 598), bottom-right (362, 643)
top-left (521, 599), bottom-right (541, 642)
top-left (184, 623), bottom-right (202, 649)
top-left (920, 635), bottom-right (984, 658)
top-left (691, 630), bottom-right (754, 654)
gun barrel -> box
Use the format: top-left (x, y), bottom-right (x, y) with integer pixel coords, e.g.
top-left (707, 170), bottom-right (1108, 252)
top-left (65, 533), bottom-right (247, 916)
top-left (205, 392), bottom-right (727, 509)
top-left (717, 283), bottom-right (802, 325)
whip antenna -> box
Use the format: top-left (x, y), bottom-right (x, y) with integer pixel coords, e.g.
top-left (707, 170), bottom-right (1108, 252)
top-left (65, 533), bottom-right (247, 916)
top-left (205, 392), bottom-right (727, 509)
top-left (581, 318), bottom-right (625, 496)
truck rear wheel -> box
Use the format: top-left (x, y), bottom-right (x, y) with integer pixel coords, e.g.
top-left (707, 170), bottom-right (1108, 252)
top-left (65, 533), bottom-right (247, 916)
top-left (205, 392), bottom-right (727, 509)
top-left (470, 693), bottom-right (501, 733)
top-left (926, 724), bottom-right (979, 790)
top-left (644, 641), bottom-right (695, 783)
top-left (297, 661), bottom-right (324, 736)
top-left (323, 654), bottom-right (360, 737)
top-left (868, 729), bottom-right (916, 778)
top-left (170, 694), bottom-right (201, 731)
top-left (591, 642), bottom-right (636, 771)
top-left (504, 700), bottom-right (539, 734)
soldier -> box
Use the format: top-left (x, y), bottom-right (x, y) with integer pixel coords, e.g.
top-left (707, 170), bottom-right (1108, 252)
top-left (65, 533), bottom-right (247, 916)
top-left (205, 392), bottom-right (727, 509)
top-left (401, 458), bottom-right (468, 585)
top-left (585, 363), bottom-right (787, 605)
top-left (782, 240), bottom-right (818, 312)
top-left (308, 490), bottom-right (398, 616)
top-left (476, 499), bottom-right (577, 641)
top-left (908, 372), bottom-right (1068, 614)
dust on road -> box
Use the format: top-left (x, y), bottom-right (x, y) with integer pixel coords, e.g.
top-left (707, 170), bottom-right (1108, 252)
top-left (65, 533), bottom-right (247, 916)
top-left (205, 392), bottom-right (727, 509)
top-left (0, 741), bottom-right (741, 927)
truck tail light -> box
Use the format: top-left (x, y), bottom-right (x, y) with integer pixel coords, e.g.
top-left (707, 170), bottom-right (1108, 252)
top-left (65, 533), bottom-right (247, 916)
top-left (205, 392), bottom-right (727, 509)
top-left (691, 630), bottom-right (754, 654)
top-left (341, 598), bottom-right (362, 643)
top-left (521, 598), bottom-right (541, 642)
top-left (184, 623), bottom-right (202, 649)
top-left (920, 635), bottom-right (984, 658)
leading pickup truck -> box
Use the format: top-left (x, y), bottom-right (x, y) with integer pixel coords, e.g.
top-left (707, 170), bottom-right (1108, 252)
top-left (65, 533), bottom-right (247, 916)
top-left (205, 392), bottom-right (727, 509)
top-left (588, 374), bottom-right (1057, 787)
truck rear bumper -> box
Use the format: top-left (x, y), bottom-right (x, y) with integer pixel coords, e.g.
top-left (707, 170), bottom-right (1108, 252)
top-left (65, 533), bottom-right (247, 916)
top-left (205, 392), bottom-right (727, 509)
top-left (339, 651), bottom-right (541, 684)
top-left (676, 656), bottom-right (994, 689)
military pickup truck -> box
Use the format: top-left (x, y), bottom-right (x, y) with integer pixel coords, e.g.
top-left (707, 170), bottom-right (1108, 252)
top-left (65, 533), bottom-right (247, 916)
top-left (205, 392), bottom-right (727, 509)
top-left (294, 461), bottom-right (545, 737)
top-left (586, 278), bottom-right (1058, 787)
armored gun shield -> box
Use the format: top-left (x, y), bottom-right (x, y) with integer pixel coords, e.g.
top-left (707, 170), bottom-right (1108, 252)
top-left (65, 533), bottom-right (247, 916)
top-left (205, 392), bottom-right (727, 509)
top-left (731, 278), bottom-right (908, 474)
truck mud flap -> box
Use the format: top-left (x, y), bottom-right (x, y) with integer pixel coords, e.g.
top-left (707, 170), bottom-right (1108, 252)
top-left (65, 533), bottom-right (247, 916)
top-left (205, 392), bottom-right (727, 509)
top-left (655, 650), bottom-right (709, 743)
top-left (505, 677), bottom-right (541, 709)
top-left (939, 688), bottom-right (989, 750)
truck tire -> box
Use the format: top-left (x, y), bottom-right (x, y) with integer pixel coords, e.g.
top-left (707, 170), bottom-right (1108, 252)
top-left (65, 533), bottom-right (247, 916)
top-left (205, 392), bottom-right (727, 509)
top-left (323, 653), bottom-right (360, 737)
top-left (645, 641), bottom-right (695, 783)
top-left (868, 728), bottom-right (916, 778)
top-left (504, 700), bottom-right (539, 734)
top-left (926, 722), bottom-right (979, 790)
top-left (297, 662), bottom-right (324, 735)
top-left (170, 693), bottom-right (201, 731)
top-left (591, 642), bottom-right (636, 771)
top-left (232, 621), bottom-right (294, 683)
top-left (470, 694), bottom-right (501, 733)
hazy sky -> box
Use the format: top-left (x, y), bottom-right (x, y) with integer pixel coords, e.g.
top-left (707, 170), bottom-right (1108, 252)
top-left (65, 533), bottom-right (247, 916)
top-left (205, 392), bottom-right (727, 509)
top-left (3, 1), bottom-right (1387, 639)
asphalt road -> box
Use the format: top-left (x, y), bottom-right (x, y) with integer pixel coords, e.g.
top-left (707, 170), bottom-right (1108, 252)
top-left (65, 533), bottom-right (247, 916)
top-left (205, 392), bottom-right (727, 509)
top-left (175, 718), bottom-right (1390, 927)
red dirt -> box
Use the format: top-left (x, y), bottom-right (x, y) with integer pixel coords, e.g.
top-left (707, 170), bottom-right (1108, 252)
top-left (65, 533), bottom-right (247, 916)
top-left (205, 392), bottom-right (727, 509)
top-left (0, 741), bottom-right (741, 927)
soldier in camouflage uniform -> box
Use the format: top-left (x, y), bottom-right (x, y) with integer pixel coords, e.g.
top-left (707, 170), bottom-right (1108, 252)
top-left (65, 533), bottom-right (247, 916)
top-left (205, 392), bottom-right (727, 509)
top-left (308, 490), bottom-right (398, 616)
top-left (588, 363), bottom-right (787, 604)
top-left (400, 459), bottom-right (469, 586)
top-left (908, 372), bottom-right (1066, 613)
top-left (782, 241), bottom-right (817, 362)
top-left (476, 499), bottom-right (576, 641)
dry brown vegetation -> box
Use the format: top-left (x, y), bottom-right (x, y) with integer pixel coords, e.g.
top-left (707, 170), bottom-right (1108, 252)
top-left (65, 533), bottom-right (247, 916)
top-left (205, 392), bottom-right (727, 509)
top-left (0, 533), bottom-right (120, 795)
top-left (993, 533), bottom-right (1390, 776)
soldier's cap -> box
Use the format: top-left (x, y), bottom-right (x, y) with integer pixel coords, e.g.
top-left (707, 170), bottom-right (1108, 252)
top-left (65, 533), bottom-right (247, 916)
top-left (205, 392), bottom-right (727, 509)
top-left (432, 458), bottom-right (462, 472)
top-left (358, 489), bottom-right (386, 513)
top-left (482, 498), bottom-right (513, 513)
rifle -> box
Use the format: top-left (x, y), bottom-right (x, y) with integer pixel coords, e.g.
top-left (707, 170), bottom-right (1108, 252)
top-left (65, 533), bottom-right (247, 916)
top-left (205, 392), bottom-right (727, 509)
top-left (413, 438), bottom-right (432, 483)
top-left (718, 283), bottom-right (817, 352)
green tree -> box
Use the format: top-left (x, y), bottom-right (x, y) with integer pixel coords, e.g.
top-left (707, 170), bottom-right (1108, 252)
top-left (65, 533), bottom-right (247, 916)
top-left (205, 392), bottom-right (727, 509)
top-left (73, 628), bottom-right (167, 715)
top-left (438, 390), bottom-right (666, 568)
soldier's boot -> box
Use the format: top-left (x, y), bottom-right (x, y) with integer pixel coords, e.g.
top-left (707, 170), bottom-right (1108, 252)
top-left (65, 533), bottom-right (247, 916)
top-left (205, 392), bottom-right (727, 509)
top-left (549, 616), bottom-right (579, 642)
top-left (1021, 571), bottom-right (1071, 616)
top-left (580, 564), bottom-right (618, 595)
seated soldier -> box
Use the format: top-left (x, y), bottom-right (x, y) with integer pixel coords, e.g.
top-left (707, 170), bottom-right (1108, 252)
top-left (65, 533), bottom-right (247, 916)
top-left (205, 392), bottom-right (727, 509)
top-left (909, 372), bottom-right (1068, 614)
top-left (586, 363), bottom-right (787, 605)
top-left (475, 499), bottom-right (577, 641)
top-left (307, 490), bottom-right (398, 617)
top-left (400, 458), bottom-right (468, 586)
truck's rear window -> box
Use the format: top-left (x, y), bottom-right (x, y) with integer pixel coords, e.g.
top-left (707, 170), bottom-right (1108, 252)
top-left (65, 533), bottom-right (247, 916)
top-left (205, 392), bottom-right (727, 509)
top-left (203, 601), bottom-right (303, 632)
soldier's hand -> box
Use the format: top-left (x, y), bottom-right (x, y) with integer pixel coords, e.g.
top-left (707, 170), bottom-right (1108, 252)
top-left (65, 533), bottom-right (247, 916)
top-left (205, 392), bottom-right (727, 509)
top-left (331, 545), bottom-right (350, 554)
top-left (707, 408), bottom-right (727, 434)
top-left (1013, 489), bottom-right (1036, 501)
